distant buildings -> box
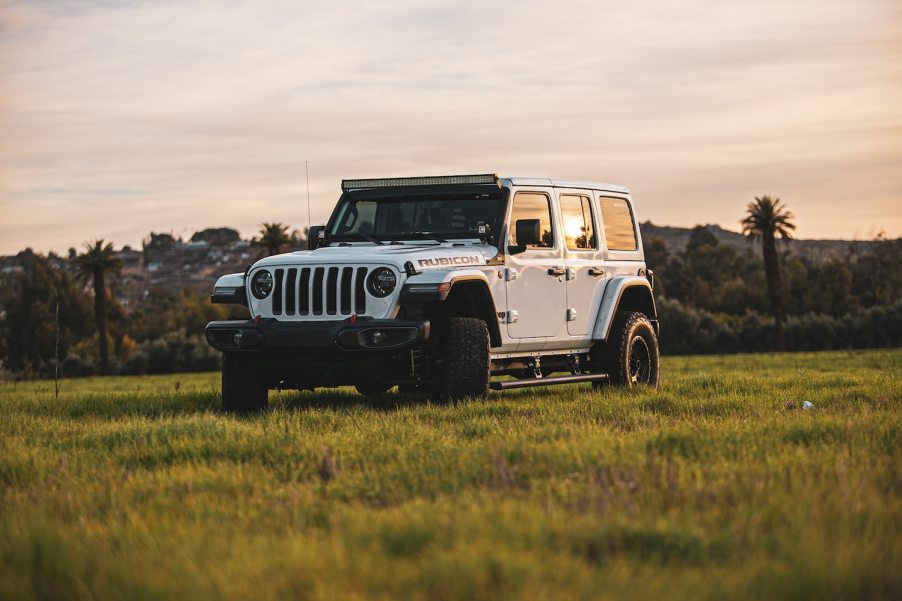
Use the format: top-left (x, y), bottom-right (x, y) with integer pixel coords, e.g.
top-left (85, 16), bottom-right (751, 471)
top-left (0, 228), bottom-right (304, 313)
top-left (135, 228), bottom-right (271, 301)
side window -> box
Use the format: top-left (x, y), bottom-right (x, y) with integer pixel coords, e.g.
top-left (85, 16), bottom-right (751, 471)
top-left (560, 194), bottom-right (597, 251)
top-left (599, 197), bottom-right (637, 251)
top-left (509, 192), bottom-right (554, 248)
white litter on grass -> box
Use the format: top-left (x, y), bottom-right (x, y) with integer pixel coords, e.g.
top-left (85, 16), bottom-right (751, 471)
top-left (802, 401), bottom-right (815, 410)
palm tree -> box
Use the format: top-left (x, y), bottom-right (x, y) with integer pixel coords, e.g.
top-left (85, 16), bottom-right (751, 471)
top-left (741, 196), bottom-right (796, 350)
top-left (253, 222), bottom-right (292, 256)
top-left (72, 240), bottom-right (122, 374)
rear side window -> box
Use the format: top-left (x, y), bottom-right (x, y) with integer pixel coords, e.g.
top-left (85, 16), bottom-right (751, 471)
top-left (560, 194), bottom-right (597, 250)
top-left (509, 192), bottom-right (554, 248)
top-left (599, 197), bottom-right (637, 251)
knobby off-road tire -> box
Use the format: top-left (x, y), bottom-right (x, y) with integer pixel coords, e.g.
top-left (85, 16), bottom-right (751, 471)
top-left (440, 317), bottom-right (491, 401)
top-left (592, 311), bottom-right (660, 389)
top-left (221, 352), bottom-right (268, 413)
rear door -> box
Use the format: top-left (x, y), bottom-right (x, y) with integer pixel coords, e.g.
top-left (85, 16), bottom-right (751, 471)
top-left (559, 190), bottom-right (606, 337)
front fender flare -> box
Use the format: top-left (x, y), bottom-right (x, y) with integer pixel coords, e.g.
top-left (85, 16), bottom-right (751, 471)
top-left (399, 268), bottom-right (492, 301)
top-left (399, 269), bottom-right (502, 347)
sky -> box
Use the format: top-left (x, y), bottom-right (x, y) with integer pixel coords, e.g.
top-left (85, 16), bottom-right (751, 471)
top-left (1, 0), bottom-right (900, 255)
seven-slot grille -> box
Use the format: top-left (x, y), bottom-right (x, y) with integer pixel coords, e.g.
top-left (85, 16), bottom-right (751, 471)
top-left (271, 266), bottom-right (368, 316)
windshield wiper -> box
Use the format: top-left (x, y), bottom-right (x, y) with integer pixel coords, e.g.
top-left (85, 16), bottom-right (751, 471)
top-left (333, 232), bottom-right (384, 245)
top-left (405, 231), bottom-right (448, 243)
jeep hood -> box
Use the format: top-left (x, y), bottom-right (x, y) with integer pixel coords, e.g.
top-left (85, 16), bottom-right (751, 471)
top-left (251, 243), bottom-right (498, 271)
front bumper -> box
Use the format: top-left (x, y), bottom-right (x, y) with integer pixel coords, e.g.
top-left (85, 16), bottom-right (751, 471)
top-left (205, 317), bottom-right (430, 353)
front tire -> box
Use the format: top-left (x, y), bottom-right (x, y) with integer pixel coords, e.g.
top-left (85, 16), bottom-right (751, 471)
top-left (592, 311), bottom-right (660, 388)
top-left (439, 317), bottom-right (491, 400)
top-left (222, 353), bottom-right (268, 413)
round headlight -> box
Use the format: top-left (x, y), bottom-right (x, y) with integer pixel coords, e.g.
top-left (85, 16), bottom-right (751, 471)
top-left (251, 270), bottom-right (274, 299)
top-left (368, 267), bottom-right (397, 297)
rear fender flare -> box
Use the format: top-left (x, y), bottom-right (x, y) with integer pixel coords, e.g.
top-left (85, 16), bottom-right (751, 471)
top-left (591, 276), bottom-right (657, 340)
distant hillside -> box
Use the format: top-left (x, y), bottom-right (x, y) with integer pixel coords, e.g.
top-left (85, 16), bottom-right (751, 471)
top-left (639, 222), bottom-right (873, 262)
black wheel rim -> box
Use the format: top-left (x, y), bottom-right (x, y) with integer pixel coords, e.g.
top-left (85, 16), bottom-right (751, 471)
top-left (628, 336), bottom-right (651, 385)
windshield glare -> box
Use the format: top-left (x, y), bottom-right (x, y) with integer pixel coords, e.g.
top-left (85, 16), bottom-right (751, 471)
top-left (328, 192), bottom-right (503, 241)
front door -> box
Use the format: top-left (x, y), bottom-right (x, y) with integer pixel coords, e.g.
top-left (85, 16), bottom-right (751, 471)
top-left (504, 190), bottom-right (567, 339)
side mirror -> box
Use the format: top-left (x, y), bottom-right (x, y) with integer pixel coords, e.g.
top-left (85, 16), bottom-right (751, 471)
top-left (514, 219), bottom-right (541, 246)
top-left (308, 225), bottom-right (325, 250)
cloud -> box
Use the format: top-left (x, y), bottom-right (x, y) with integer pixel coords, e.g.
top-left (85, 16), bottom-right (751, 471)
top-left (1, 0), bottom-right (900, 253)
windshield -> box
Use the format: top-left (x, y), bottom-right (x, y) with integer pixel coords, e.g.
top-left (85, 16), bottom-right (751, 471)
top-left (327, 191), bottom-right (504, 241)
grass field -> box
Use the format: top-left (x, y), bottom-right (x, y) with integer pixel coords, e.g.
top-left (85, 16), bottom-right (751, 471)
top-left (1, 350), bottom-right (900, 600)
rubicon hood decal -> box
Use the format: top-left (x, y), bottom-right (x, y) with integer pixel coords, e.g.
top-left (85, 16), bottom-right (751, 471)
top-left (417, 255), bottom-right (483, 268)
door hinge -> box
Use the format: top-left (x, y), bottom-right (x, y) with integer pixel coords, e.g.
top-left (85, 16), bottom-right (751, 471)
top-left (566, 267), bottom-right (576, 280)
top-left (505, 268), bottom-right (519, 281)
top-left (566, 308), bottom-right (577, 321)
top-left (507, 310), bottom-right (519, 324)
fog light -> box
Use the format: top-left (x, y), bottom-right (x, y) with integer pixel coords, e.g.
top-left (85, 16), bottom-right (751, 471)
top-left (370, 331), bottom-right (385, 345)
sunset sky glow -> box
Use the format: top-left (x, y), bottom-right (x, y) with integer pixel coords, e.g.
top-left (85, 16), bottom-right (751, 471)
top-left (1, 0), bottom-right (900, 254)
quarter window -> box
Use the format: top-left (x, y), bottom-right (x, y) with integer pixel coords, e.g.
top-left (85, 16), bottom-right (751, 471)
top-left (560, 194), bottom-right (597, 250)
top-left (509, 192), bottom-right (554, 248)
top-left (599, 197), bottom-right (637, 251)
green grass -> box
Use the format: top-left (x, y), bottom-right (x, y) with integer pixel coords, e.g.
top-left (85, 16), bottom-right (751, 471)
top-left (1, 350), bottom-right (900, 600)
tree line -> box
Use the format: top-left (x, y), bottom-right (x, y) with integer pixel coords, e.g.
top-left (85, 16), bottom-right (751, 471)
top-left (0, 223), bottom-right (295, 378)
top-left (1, 208), bottom-right (900, 379)
top-left (647, 197), bottom-right (901, 354)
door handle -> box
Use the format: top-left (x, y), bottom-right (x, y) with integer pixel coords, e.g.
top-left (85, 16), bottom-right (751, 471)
top-left (588, 267), bottom-right (605, 277)
top-left (547, 267), bottom-right (566, 277)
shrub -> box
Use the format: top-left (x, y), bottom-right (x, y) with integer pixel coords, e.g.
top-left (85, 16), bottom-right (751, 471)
top-left (656, 298), bottom-right (740, 355)
top-left (658, 297), bottom-right (902, 355)
top-left (61, 354), bottom-right (96, 378)
top-left (845, 300), bottom-right (902, 348)
top-left (784, 313), bottom-right (848, 351)
top-left (123, 329), bottom-right (220, 374)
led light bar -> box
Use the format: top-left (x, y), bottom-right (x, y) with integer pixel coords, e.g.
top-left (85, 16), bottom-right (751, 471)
top-left (341, 174), bottom-right (499, 191)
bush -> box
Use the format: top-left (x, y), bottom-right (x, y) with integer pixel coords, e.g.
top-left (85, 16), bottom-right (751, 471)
top-left (658, 297), bottom-right (902, 355)
top-left (656, 298), bottom-right (740, 355)
top-left (122, 329), bottom-right (220, 374)
top-left (845, 300), bottom-right (902, 349)
top-left (61, 354), bottom-right (96, 378)
top-left (785, 313), bottom-right (849, 351)
top-left (123, 349), bottom-right (150, 375)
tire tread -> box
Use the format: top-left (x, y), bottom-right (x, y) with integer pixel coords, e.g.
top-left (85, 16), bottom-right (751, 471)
top-left (442, 317), bottom-right (490, 400)
top-left (592, 311), bottom-right (660, 388)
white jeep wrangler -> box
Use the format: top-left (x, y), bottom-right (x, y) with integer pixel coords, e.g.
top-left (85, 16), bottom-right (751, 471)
top-left (206, 174), bottom-right (659, 412)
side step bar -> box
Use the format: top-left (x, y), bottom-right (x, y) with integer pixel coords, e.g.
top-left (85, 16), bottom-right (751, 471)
top-left (489, 373), bottom-right (608, 390)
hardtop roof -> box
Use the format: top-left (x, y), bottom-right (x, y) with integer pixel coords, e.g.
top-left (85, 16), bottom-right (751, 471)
top-left (339, 174), bottom-right (630, 195)
top-left (502, 176), bottom-right (629, 195)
